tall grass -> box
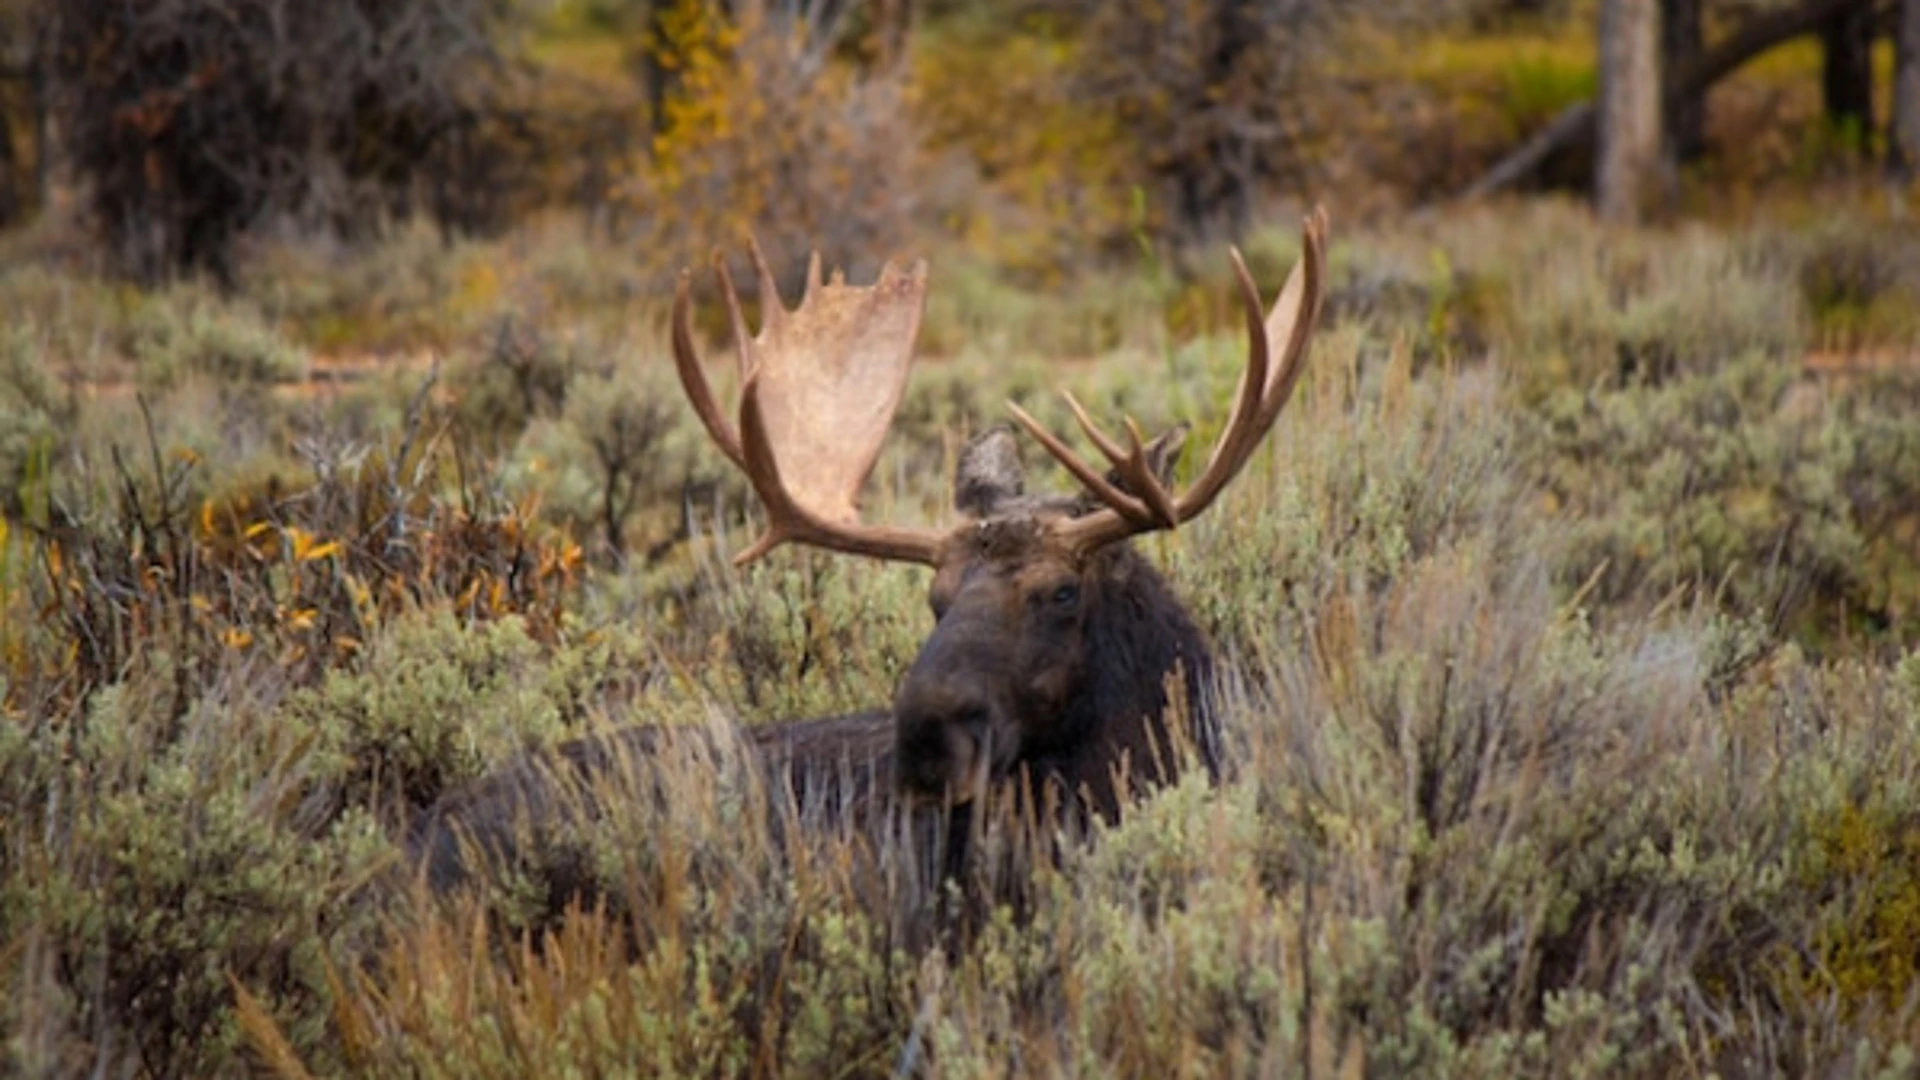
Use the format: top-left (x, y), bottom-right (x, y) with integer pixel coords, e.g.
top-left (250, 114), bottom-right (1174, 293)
top-left (2, 200), bottom-right (1918, 1076)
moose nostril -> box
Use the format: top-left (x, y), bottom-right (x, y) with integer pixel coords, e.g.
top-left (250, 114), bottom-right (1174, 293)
top-left (899, 719), bottom-right (942, 762)
top-left (896, 696), bottom-right (996, 796)
top-left (896, 718), bottom-right (950, 790)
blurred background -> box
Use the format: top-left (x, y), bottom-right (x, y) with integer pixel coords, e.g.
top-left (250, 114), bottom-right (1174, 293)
top-left (4, 4), bottom-right (1920, 1076)
top-left (0, 0), bottom-right (1914, 282)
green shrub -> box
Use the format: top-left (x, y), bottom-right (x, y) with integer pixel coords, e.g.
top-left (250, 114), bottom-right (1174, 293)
top-left (450, 316), bottom-right (579, 444)
top-left (0, 667), bottom-right (391, 1077)
top-left (690, 548), bottom-right (931, 723)
top-left (1531, 353), bottom-right (1920, 644)
top-left (1452, 204), bottom-right (1806, 399)
top-left (242, 223), bottom-right (498, 353)
top-left (282, 611), bottom-right (593, 814)
top-left (0, 264), bottom-right (129, 374)
top-left (500, 359), bottom-right (698, 564)
top-left (1173, 331), bottom-right (1525, 657)
top-left (0, 327), bottom-right (71, 517)
top-left (1793, 219), bottom-right (1920, 350)
top-left (126, 283), bottom-right (308, 389)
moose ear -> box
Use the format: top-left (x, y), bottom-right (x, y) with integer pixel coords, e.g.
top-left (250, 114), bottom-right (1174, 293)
top-left (1059, 420), bottom-right (1190, 518)
top-left (1139, 423), bottom-right (1190, 490)
top-left (954, 427), bottom-right (1026, 517)
top-left (1067, 422), bottom-right (1191, 517)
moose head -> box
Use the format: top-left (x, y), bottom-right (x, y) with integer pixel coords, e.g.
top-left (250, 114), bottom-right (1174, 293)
top-left (671, 210), bottom-right (1328, 822)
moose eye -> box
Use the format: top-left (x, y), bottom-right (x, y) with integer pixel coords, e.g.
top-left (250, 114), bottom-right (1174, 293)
top-left (1050, 583), bottom-right (1080, 608)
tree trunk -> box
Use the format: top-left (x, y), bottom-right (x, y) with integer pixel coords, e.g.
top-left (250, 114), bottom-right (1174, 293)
top-left (1894, 0), bottom-right (1920, 178)
top-left (872, 0), bottom-right (914, 71)
top-left (31, 14), bottom-right (50, 211)
top-left (643, 2), bottom-right (672, 146)
top-left (1821, 0), bottom-right (1877, 148)
top-left (1473, 0), bottom-right (1553, 28)
top-left (1463, 0), bottom-right (1875, 202)
top-left (1663, 0), bottom-right (1706, 163)
top-left (1597, 0), bottom-right (1663, 223)
top-left (0, 102), bottom-right (16, 227)
top-left (1168, 0), bottom-right (1258, 249)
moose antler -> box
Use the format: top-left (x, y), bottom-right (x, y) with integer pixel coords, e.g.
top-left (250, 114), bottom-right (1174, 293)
top-left (1008, 207), bottom-right (1330, 554)
top-left (672, 237), bottom-right (945, 566)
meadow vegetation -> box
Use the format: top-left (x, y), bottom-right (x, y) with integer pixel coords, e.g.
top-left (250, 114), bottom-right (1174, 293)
top-left (2, 192), bottom-right (1917, 1076)
top-left (3, 1), bottom-right (1920, 1077)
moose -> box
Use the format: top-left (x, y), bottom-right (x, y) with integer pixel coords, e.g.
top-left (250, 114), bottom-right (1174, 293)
top-left (407, 209), bottom-right (1329, 904)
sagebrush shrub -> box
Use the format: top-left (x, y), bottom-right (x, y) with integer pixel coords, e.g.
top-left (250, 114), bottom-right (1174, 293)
top-left (5, 196), bottom-right (1920, 1078)
top-left (126, 283), bottom-right (309, 390)
top-left (1530, 352), bottom-right (1920, 643)
top-left (282, 611), bottom-right (576, 814)
top-left (1, 666), bottom-right (390, 1077)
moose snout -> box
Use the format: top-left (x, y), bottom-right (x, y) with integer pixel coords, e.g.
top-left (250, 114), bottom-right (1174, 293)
top-left (893, 683), bottom-right (999, 802)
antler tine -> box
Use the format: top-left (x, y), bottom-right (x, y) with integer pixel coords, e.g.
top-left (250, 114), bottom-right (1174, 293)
top-left (1062, 391), bottom-right (1129, 465)
top-left (1046, 207), bottom-right (1329, 555)
top-left (1193, 248), bottom-right (1274, 498)
top-left (672, 269), bottom-right (747, 469)
top-left (1163, 243), bottom-right (1278, 521)
top-left (1120, 416), bottom-right (1181, 528)
top-left (711, 251), bottom-right (755, 385)
top-left (746, 235), bottom-right (787, 334)
top-left (1180, 208), bottom-right (1327, 520)
top-left (1006, 400), bottom-right (1156, 527)
top-left (1248, 205), bottom-right (1329, 440)
top-left (804, 250), bottom-right (823, 299)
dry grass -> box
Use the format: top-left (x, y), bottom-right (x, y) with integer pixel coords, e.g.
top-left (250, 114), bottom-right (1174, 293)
top-left (2, 193), bottom-right (1919, 1077)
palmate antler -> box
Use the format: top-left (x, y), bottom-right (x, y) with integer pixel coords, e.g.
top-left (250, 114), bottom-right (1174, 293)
top-left (672, 209), bottom-right (1328, 565)
top-left (1008, 207), bottom-right (1329, 554)
top-left (671, 237), bottom-right (946, 565)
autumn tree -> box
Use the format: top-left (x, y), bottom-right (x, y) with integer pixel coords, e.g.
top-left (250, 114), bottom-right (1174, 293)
top-left (1062, 0), bottom-right (1334, 252)
top-left (625, 0), bottom-right (916, 278)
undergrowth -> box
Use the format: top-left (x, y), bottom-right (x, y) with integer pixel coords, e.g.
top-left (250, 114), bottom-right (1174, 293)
top-left (2, 199), bottom-right (1918, 1077)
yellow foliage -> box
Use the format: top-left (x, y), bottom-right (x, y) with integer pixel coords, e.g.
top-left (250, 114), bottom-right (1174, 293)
top-left (450, 260), bottom-right (504, 322)
top-left (622, 0), bottom-right (913, 271)
top-left (908, 25), bottom-right (1133, 274)
top-left (1772, 801), bottom-right (1920, 1026)
top-left (300, 539), bottom-right (342, 563)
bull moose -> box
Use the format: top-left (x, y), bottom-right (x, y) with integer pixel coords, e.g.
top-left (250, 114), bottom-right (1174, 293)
top-left (407, 209), bottom-right (1329, 903)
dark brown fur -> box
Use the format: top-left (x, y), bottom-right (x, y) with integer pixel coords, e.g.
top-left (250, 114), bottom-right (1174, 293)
top-left (404, 710), bottom-right (905, 900)
top-left (888, 425), bottom-right (1215, 820)
top-left (896, 514), bottom-right (1217, 821)
top-left (406, 427), bottom-right (1218, 902)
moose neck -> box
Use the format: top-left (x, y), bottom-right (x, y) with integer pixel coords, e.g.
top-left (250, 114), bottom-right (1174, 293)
top-left (1027, 544), bottom-right (1218, 820)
